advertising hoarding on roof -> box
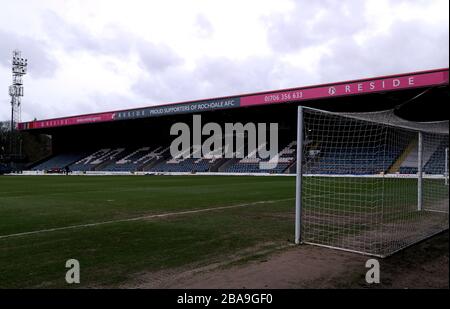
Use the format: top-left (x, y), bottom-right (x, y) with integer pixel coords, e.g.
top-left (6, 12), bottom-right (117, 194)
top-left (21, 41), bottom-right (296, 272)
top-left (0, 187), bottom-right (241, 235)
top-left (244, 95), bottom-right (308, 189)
top-left (18, 68), bottom-right (449, 130)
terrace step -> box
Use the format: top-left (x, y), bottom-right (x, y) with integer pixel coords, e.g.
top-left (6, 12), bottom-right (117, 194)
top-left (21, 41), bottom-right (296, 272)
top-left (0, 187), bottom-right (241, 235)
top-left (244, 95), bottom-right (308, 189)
top-left (388, 139), bottom-right (417, 173)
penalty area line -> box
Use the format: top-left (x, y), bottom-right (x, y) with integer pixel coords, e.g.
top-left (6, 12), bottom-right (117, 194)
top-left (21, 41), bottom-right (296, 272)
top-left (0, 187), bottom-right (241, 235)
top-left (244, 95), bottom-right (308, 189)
top-left (0, 198), bottom-right (295, 240)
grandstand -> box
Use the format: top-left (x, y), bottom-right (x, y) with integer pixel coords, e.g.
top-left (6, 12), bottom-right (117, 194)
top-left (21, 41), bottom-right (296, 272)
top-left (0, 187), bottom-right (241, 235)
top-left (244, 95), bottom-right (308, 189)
top-left (148, 144), bottom-right (221, 173)
top-left (28, 127), bottom-right (447, 178)
top-left (303, 130), bottom-right (411, 175)
top-left (29, 135), bottom-right (447, 176)
top-left (102, 146), bottom-right (168, 172)
top-left (31, 152), bottom-right (88, 171)
top-left (68, 148), bottom-right (126, 172)
top-left (14, 68), bottom-right (449, 257)
top-left (20, 68), bottom-right (448, 177)
top-left (223, 140), bottom-right (297, 174)
top-left (424, 139), bottom-right (449, 174)
top-left (399, 136), bottom-right (448, 175)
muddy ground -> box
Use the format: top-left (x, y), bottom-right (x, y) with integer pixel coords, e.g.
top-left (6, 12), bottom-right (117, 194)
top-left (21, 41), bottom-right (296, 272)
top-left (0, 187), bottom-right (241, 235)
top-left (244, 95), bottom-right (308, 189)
top-left (123, 231), bottom-right (448, 289)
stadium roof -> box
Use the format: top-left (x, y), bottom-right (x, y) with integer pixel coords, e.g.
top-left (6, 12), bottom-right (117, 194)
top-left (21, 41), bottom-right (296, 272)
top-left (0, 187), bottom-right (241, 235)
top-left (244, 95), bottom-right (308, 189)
top-left (18, 68), bottom-right (449, 131)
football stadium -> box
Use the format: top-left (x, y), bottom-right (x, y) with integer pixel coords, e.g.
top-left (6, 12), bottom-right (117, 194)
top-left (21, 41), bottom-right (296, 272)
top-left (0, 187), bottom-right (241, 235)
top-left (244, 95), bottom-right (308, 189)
top-left (1, 68), bottom-right (448, 288)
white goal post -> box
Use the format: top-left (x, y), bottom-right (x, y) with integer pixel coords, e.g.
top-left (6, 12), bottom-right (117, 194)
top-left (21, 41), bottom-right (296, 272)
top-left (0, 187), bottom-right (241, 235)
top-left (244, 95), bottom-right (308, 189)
top-left (295, 106), bottom-right (449, 257)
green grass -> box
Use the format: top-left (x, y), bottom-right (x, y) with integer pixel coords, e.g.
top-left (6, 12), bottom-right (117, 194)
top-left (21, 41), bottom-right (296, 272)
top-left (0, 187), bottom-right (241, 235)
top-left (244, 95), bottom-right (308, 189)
top-left (0, 175), bottom-right (447, 288)
top-left (0, 175), bottom-right (296, 288)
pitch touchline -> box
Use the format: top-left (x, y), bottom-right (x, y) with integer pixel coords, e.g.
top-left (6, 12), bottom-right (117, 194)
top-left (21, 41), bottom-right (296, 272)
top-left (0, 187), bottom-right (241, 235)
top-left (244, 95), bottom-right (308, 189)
top-left (0, 198), bottom-right (295, 240)
top-left (0, 180), bottom-right (282, 198)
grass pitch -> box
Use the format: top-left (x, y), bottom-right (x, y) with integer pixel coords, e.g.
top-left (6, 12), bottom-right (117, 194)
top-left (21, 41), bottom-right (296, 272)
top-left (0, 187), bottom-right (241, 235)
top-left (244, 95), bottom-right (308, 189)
top-left (0, 175), bottom-right (296, 288)
top-left (0, 175), bottom-right (447, 288)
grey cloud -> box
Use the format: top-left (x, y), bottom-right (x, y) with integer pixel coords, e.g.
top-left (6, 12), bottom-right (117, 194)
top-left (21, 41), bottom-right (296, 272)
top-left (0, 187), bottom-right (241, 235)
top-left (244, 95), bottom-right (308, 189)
top-left (132, 66), bottom-right (203, 104)
top-left (42, 10), bottom-right (182, 73)
top-left (264, 0), bottom-right (448, 84)
top-left (0, 29), bottom-right (58, 78)
top-left (266, 0), bottom-right (367, 53)
top-left (42, 11), bottom-right (97, 51)
top-left (3, 1), bottom-right (448, 122)
top-left (22, 91), bottom-right (137, 121)
top-left (195, 15), bottom-right (214, 38)
top-left (194, 56), bottom-right (281, 94)
top-left (131, 55), bottom-right (312, 105)
top-left (317, 19), bottom-right (449, 81)
top-left (135, 40), bottom-right (183, 72)
top-left (42, 10), bottom-right (131, 55)
top-left (22, 98), bottom-right (75, 121)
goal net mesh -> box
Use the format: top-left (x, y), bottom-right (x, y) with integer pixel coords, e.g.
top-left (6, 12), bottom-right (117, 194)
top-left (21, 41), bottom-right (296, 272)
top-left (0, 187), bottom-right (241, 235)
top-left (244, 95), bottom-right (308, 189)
top-left (300, 108), bottom-right (449, 257)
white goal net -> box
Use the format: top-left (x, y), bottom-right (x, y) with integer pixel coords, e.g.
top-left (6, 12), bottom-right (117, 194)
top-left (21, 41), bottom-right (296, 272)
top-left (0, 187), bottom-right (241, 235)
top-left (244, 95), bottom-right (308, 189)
top-left (296, 107), bottom-right (449, 257)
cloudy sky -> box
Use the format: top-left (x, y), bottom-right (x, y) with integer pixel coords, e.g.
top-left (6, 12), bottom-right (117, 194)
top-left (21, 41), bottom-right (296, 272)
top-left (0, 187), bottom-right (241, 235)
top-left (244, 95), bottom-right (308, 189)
top-left (0, 0), bottom-right (448, 122)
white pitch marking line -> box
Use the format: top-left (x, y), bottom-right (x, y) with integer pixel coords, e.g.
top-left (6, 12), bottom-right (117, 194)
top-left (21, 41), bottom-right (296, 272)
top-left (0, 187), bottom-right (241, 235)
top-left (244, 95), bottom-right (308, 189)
top-left (0, 198), bottom-right (295, 240)
top-left (422, 209), bottom-right (449, 214)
